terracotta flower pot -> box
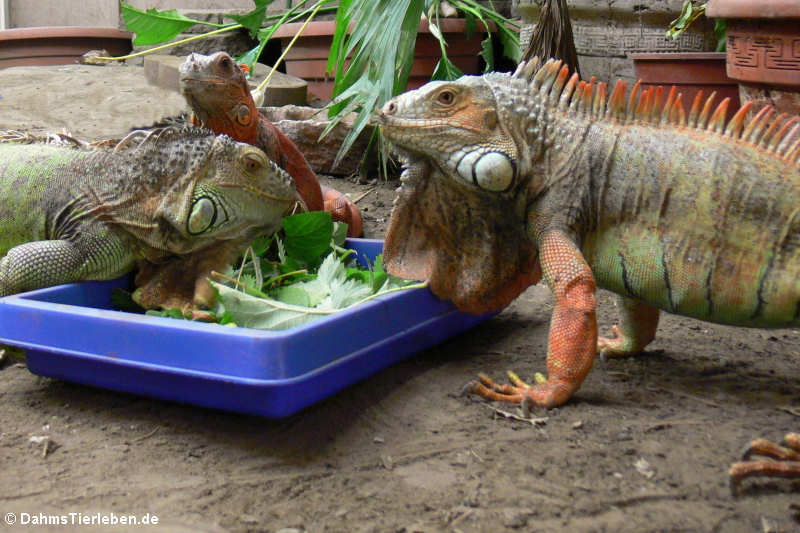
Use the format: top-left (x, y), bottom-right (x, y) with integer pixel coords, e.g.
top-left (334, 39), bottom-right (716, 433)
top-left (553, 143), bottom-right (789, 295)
top-left (706, 0), bottom-right (800, 115)
top-left (629, 52), bottom-right (741, 119)
top-left (271, 19), bottom-right (491, 100)
top-left (0, 27), bottom-right (132, 69)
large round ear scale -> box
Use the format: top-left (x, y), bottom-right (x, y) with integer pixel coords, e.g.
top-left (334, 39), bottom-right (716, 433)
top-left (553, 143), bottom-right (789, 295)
top-left (473, 152), bottom-right (515, 192)
top-left (187, 196), bottom-right (217, 235)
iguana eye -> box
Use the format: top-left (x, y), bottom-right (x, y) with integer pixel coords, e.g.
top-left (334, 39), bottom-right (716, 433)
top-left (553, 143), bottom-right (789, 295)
top-left (218, 55), bottom-right (232, 70)
top-left (235, 104), bottom-right (252, 126)
top-left (437, 90), bottom-right (455, 105)
top-left (242, 153), bottom-right (265, 174)
top-left (188, 196), bottom-right (217, 235)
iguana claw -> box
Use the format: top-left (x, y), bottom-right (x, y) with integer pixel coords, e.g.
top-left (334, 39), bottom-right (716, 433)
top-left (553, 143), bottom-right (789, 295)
top-left (729, 433), bottom-right (800, 496)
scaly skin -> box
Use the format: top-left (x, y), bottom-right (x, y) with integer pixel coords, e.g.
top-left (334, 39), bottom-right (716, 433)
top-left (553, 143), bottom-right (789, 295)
top-left (375, 58), bottom-right (800, 489)
top-left (0, 127), bottom-right (296, 313)
top-left (179, 51), bottom-right (363, 237)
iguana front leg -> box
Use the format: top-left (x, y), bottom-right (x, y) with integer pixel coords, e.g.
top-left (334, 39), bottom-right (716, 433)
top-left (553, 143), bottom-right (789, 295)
top-left (0, 231), bottom-right (132, 296)
top-left (597, 296), bottom-right (660, 358)
top-left (468, 229), bottom-right (597, 408)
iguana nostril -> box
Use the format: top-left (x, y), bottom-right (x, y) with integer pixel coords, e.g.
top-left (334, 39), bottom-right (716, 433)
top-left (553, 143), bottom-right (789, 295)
top-left (385, 102), bottom-right (397, 115)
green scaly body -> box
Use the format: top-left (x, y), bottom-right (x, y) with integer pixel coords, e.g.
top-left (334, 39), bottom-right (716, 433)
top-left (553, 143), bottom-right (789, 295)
top-left (548, 115), bottom-right (800, 328)
top-left (0, 128), bottom-right (296, 305)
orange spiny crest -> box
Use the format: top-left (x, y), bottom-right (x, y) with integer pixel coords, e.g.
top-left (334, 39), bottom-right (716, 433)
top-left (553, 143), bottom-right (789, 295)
top-left (551, 65), bottom-right (571, 102)
top-left (581, 78), bottom-right (595, 114)
top-left (759, 112), bottom-right (788, 148)
top-left (660, 86), bottom-right (677, 125)
top-left (571, 80), bottom-right (587, 113)
top-left (787, 137), bottom-right (800, 163)
top-left (724, 101), bottom-right (753, 138)
top-left (650, 87), bottom-right (664, 122)
top-left (708, 97), bottom-right (730, 133)
top-left (743, 105), bottom-right (774, 144)
top-left (626, 81), bottom-right (641, 120)
top-left (767, 116), bottom-right (798, 151)
top-left (688, 90), bottom-right (704, 127)
top-left (607, 80), bottom-right (627, 121)
top-left (635, 88), bottom-right (652, 119)
top-left (559, 72), bottom-right (580, 110)
top-left (670, 93), bottom-right (685, 126)
top-left (593, 82), bottom-right (608, 118)
top-left (775, 120), bottom-right (800, 155)
top-left (697, 91), bottom-right (717, 130)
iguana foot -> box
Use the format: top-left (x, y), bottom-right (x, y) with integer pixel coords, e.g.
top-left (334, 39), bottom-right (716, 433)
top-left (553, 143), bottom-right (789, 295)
top-left (729, 433), bottom-right (800, 496)
top-left (597, 325), bottom-right (645, 359)
top-left (597, 298), bottom-right (660, 360)
top-left (466, 370), bottom-right (572, 410)
top-left (322, 185), bottom-right (363, 237)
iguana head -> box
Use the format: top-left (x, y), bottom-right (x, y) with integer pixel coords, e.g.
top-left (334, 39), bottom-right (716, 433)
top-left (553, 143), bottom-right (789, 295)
top-left (111, 127), bottom-right (296, 256)
top-left (374, 76), bottom-right (542, 314)
top-left (179, 52), bottom-right (258, 145)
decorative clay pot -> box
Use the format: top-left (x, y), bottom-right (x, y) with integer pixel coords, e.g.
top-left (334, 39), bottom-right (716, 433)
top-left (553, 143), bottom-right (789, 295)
top-left (706, 0), bottom-right (800, 115)
top-left (0, 27), bottom-right (132, 69)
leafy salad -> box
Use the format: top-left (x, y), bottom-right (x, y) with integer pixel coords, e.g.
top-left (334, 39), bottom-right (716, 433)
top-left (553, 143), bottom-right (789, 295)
top-left (114, 212), bottom-right (424, 330)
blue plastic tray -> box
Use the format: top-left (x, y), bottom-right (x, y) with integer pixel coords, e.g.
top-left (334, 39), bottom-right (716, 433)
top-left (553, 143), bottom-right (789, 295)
top-left (0, 239), bottom-right (489, 417)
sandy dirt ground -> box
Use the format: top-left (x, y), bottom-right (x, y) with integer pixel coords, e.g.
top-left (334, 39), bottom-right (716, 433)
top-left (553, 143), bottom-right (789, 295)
top-left (1, 63), bottom-right (799, 533)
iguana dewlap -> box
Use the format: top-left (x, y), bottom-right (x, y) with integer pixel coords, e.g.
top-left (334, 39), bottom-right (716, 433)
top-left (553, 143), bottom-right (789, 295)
top-left (179, 51), bottom-right (363, 237)
top-left (0, 127), bottom-right (296, 312)
top-left (375, 58), bottom-right (800, 410)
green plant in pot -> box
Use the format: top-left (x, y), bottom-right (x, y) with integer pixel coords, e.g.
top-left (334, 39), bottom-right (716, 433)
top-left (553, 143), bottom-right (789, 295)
top-left (665, 0), bottom-right (727, 51)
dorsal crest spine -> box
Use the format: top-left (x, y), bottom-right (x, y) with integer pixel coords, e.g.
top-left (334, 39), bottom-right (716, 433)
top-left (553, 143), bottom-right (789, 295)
top-left (512, 57), bottom-right (800, 164)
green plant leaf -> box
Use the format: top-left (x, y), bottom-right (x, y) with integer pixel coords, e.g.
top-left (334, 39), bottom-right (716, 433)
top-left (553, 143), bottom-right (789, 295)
top-left (666, 0), bottom-right (707, 40)
top-left (250, 234), bottom-right (274, 257)
top-left (213, 281), bottom-right (328, 330)
top-left (495, 22), bottom-right (520, 63)
top-left (431, 55), bottom-right (464, 81)
top-left (332, 221), bottom-right (348, 246)
top-left (282, 211), bottom-right (334, 267)
top-left (228, 0), bottom-right (272, 37)
top-left (714, 18), bottom-right (727, 52)
top-left (121, 1), bottom-right (224, 45)
top-left (479, 34), bottom-right (494, 72)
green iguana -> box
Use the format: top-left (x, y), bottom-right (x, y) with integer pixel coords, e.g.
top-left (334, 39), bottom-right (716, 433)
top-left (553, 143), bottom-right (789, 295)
top-left (374, 57), bottom-right (800, 492)
top-left (179, 51), bottom-right (364, 237)
top-left (0, 127), bottom-right (296, 314)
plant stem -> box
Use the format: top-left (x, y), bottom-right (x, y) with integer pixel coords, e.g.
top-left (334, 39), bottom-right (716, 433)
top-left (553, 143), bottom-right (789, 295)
top-left (265, 269), bottom-right (310, 287)
top-left (255, 0), bottom-right (326, 95)
top-left (97, 24), bottom-right (244, 61)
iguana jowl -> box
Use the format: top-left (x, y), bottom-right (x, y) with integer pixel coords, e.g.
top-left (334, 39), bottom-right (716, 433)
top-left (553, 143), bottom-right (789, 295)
top-left (0, 127), bottom-right (296, 312)
top-left (375, 58), bottom-right (800, 490)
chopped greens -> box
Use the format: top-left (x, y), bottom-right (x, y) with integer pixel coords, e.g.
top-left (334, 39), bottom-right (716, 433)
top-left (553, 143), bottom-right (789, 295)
top-left (121, 212), bottom-right (425, 330)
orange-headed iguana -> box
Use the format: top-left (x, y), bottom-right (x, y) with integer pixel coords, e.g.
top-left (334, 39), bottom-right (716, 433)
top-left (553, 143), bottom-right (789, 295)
top-left (179, 51), bottom-right (363, 237)
top-left (0, 127), bottom-right (296, 314)
top-left (374, 58), bottom-right (800, 492)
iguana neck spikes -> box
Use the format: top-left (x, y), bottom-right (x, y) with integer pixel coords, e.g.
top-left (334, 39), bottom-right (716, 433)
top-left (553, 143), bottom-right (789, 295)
top-left (507, 57), bottom-right (800, 163)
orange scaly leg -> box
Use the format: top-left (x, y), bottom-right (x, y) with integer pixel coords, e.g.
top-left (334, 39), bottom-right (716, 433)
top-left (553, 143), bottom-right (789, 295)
top-left (729, 433), bottom-right (800, 495)
top-left (467, 230), bottom-right (598, 408)
top-left (322, 185), bottom-right (364, 237)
